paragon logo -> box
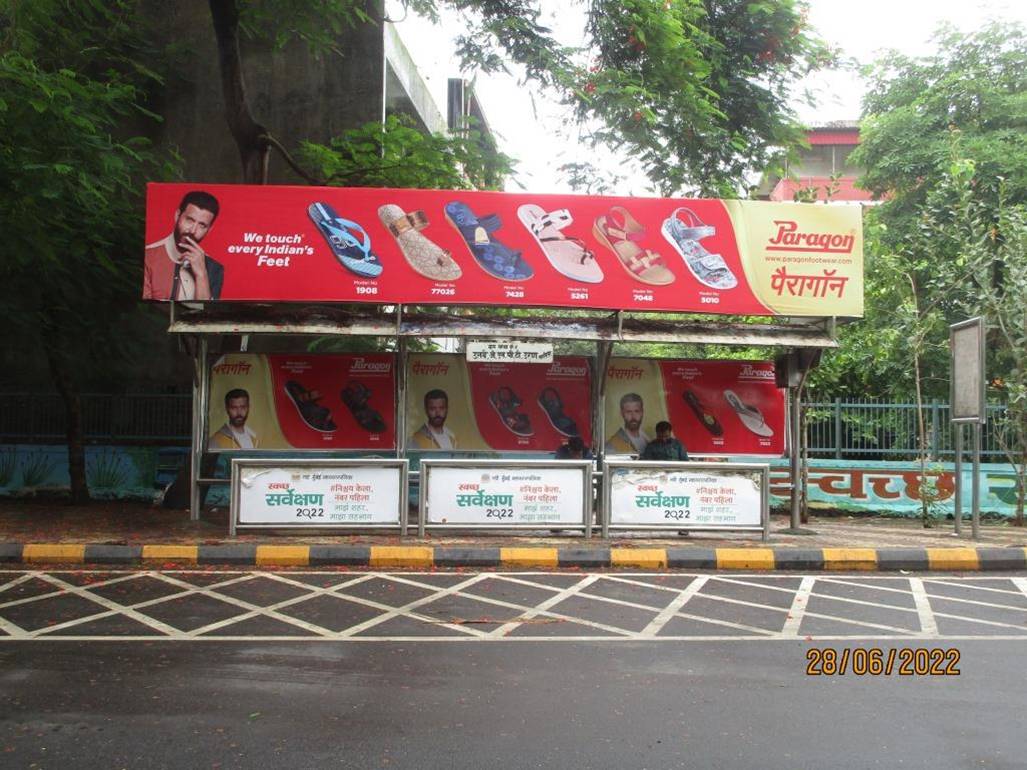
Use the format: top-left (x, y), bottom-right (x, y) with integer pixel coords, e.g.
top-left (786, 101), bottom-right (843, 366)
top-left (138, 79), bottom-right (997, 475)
top-left (351, 357), bottom-right (391, 373)
top-left (767, 220), bottom-right (855, 254)
top-left (739, 364), bottom-right (775, 380)
top-left (548, 363), bottom-right (588, 378)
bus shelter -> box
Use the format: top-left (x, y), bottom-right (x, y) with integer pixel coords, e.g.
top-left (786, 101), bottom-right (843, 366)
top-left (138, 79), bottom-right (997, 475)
top-left (146, 183), bottom-right (863, 538)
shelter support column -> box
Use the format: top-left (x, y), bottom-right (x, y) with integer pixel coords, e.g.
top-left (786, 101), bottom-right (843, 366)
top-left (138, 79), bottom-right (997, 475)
top-left (190, 336), bottom-right (210, 521)
top-left (594, 340), bottom-right (613, 532)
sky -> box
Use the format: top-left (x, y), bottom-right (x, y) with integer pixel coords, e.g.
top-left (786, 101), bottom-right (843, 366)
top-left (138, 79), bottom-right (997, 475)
top-left (388, 0), bottom-right (1027, 194)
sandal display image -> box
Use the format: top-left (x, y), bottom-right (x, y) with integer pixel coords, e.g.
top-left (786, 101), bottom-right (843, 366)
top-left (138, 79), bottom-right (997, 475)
top-left (341, 381), bottom-right (387, 433)
top-left (489, 386), bottom-right (534, 437)
top-left (593, 206), bottom-right (676, 286)
top-left (661, 207), bottom-right (737, 290)
top-left (538, 387), bottom-right (580, 438)
top-left (284, 380), bottom-right (337, 433)
top-left (517, 204), bottom-right (603, 284)
top-left (377, 204), bottom-right (461, 282)
top-left (724, 389), bottom-right (774, 437)
top-left (308, 202), bottom-right (384, 279)
top-left (444, 201), bottom-right (534, 281)
top-left (683, 389), bottom-right (723, 437)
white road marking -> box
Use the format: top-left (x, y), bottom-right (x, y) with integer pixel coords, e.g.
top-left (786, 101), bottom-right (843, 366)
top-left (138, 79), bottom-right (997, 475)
top-left (782, 576), bottom-right (816, 637)
top-left (1, 571), bottom-right (1025, 642)
top-left (910, 578), bottom-right (939, 636)
top-left (641, 577), bottom-right (709, 637)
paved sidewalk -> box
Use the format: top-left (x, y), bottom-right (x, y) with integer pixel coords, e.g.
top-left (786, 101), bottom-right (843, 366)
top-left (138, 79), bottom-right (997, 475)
top-left (1, 499), bottom-right (1025, 570)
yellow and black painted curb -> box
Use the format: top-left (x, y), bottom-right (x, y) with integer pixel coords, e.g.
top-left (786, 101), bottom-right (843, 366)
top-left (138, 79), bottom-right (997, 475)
top-left (2, 543), bottom-right (1026, 570)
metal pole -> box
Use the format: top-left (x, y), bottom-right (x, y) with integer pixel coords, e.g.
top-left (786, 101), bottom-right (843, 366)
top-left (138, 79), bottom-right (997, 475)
top-left (189, 336), bottom-right (209, 521)
top-left (953, 422), bottom-right (962, 535)
top-left (790, 386), bottom-right (801, 530)
top-left (834, 397), bottom-right (842, 460)
top-left (594, 341), bottom-right (612, 533)
top-left (396, 337), bottom-right (408, 536)
top-left (971, 421), bottom-right (981, 540)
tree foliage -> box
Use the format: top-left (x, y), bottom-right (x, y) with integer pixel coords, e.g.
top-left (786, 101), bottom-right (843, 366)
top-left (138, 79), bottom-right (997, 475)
top-left (0, 0), bottom-right (173, 501)
top-left (221, 0), bottom-right (831, 194)
top-left (814, 22), bottom-right (1027, 402)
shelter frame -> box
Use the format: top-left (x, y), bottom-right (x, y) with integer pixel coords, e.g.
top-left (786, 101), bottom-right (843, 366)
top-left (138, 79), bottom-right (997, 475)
top-left (170, 301), bottom-right (844, 530)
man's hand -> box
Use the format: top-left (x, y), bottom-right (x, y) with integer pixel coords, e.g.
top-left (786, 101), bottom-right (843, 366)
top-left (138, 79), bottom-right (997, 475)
top-left (178, 235), bottom-right (212, 300)
top-left (178, 236), bottom-right (208, 277)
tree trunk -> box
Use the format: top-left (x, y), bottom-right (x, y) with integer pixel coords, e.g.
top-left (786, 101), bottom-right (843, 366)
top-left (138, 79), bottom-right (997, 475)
top-left (42, 335), bottom-right (88, 504)
top-left (209, 0), bottom-right (271, 183)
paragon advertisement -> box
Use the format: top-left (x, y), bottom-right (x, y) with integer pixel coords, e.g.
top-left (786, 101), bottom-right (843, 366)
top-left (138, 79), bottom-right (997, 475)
top-left (604, 358), bottom-right (785, 457)
top-left (208, 353), bottom-right (396, 451)
top-left (419, 461), bottom-right (591, 532)
top-left (144, 183), bottom-right (863, 317)
top-left (604, 462), bottom-right (767, 533)
top-left (231, 460), bottom-right (406, 533)
top-left (405, 354), bottom-right (593, 452)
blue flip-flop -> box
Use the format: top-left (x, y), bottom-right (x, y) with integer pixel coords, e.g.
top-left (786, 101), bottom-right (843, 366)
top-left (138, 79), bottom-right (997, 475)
top-left (444, 201), bottom-right (533, 281)
top-left (308, 202), bottom-right (383, 278)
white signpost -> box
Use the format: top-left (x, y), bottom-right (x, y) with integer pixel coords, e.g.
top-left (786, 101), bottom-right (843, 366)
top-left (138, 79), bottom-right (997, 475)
top-left (950, 317), bottom-right (987, 539)
top-left (419, 459), bottom-right (593, 536)
top-left (230, 459), bottom-right (408, 534)
top-left (602, 461), bottom-right (769, 540)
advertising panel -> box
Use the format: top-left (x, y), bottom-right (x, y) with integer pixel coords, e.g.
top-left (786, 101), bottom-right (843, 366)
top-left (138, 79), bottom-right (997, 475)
top-left (603, 461), bottom-right (768, 537)
top-left (209, 353), bottom-right (396, 451)
top-left (144, 183), bottom-right (863, 317)
top-left (231, 459), bottom-right (406, 533)
top-left (405, 354), bottom-right (592, 452)
top-left (604, 359), bottom-right (785, 457)
top-left (419, 460), bottom-right (591, 534)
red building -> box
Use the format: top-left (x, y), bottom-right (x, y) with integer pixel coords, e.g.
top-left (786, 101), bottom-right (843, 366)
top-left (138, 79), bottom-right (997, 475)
top-left (757, 121), bottom-right (875, 203)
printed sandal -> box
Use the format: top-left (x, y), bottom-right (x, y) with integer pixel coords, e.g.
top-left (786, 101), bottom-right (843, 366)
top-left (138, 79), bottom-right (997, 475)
top-left (444, 201), bottom-right (534, 281)
top-left (341, 382), bottom-right (387, 433)
top-left (538, 387), bottom-right (580, 438)
top-left (661, 207), bottom-right (737, 290)
top-left (377, 204), bottom-right (461, 282)
top-left (592, 206), bottom-right (675, 286)
top-left (284, 380), bottom-right (337, 433)
top-left (683, 389), bottom-right (723, 437)
top-left (517, 204), bottom-right (604, 284)
top-left (308, 202), bottom-right (384, 279)
top-left (489, 386), bottom-right (534, 437)
top-left (724, 389), bottom-right (774, 437)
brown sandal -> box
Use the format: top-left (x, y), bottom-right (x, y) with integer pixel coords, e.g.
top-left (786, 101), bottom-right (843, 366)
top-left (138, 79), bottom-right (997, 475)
top-left (593, 206), bottom-right (675, 286)
top-left (378, 204), bottom-right (462, 281)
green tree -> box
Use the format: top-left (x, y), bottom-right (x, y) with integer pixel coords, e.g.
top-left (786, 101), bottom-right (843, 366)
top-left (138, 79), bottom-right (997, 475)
top-left (0, 2), bottom-right (173, 502)
top-left (207, 0), bottom-right (831, 193)
top-left (816, 21), bottom-right (1027, 402)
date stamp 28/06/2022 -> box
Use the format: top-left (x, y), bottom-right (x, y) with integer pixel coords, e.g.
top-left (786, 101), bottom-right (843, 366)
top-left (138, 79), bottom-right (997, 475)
top-left (806, 648), bottom-right (960, 676)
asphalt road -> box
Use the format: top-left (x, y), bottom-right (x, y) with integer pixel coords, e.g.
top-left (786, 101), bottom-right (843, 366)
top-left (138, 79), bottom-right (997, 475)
top-left (2, 570), bottom-right (1026, 769)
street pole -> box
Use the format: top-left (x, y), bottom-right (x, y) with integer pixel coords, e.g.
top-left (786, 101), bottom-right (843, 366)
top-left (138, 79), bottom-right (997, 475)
top-left (971, 421), bottom-right (981, 540)
top-left (953, 422), bottom-right (962, 535)
top-left (790, 386), bottom-right (801, 530)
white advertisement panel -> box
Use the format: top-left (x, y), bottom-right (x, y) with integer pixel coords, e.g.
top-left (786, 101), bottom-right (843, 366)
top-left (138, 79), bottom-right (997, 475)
top-left (421, 461), bottom-right (591, 533)
top-left (231, 460), bottom-right (407, 532)
top-left (605, 462), bottom-right (767, 532)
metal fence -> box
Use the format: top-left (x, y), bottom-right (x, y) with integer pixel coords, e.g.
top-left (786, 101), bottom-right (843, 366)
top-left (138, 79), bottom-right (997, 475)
top-left (0, 393), bottom-right (1012, 460)
top-left (804, 398), bottom-right (1009, 462)
top-left (0, 393), bottom-right (192, 444)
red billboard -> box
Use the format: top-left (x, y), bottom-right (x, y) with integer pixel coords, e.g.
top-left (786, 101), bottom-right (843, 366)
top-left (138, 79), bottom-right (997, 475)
top-left (145, 183), bottom-right (863, 317)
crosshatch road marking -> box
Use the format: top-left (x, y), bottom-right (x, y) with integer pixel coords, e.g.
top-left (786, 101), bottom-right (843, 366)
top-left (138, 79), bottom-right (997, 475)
top-left (0, 571), bottom-right (1025, 642)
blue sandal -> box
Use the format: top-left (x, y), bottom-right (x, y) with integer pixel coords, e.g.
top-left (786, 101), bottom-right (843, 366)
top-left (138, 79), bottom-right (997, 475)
top-left (308, 202), bottom-right (383, 278)
top-left (444, 201), bottom-right (533, 281)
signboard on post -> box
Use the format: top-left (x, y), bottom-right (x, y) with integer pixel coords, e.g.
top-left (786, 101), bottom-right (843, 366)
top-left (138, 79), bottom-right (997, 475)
top-left (230, 459), bottom-right (408, 535)
top-left (950, 317), bottom-right (986, 424)
top-left (419, 459), bottom-right (593, 536)
top-left (466, 340), bottom-right (554, 364)
top-left (602, 461), bottom-right (769, 540)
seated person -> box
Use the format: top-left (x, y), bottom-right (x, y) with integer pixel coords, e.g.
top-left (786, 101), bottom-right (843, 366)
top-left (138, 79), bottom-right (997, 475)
top-left (640, 421), bottom-right (689, 461)
top-left (555, 436), bottom-right (594, 460)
